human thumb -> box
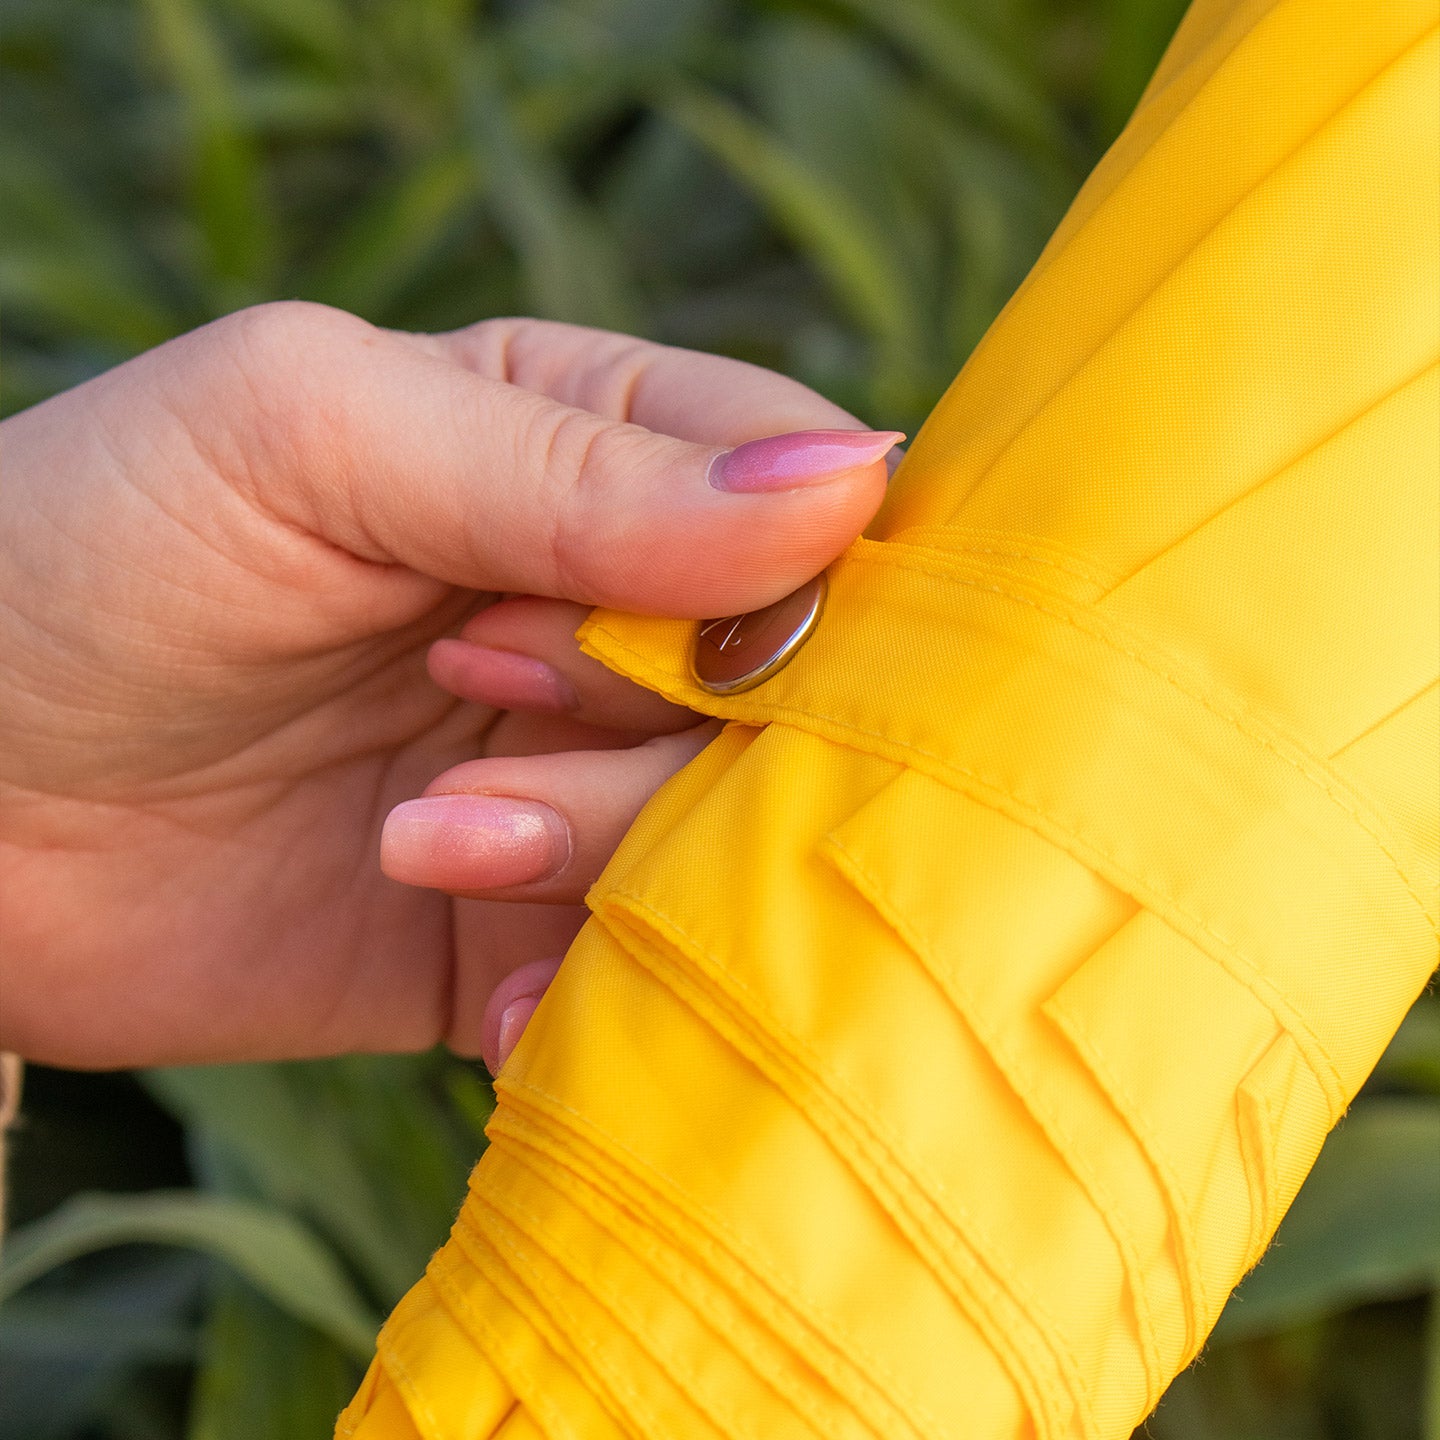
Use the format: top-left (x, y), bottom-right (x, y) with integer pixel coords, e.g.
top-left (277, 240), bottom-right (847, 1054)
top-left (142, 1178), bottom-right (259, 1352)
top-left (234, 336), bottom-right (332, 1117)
top-left (193, 304), bottom-right (900, 617)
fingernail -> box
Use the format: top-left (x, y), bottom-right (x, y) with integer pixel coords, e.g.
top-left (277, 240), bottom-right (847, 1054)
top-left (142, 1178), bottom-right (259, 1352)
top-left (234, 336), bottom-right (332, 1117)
top-left (497, 996), bottom-right (542, 1070)
top-left (482, 957), bottom-right (563, 1076)
top-left (381, 795), bottom-right (570, 890)
top-left (709, 429), bottom-right (905, 493)
top-left (428, 640), bottom-right (580, 713)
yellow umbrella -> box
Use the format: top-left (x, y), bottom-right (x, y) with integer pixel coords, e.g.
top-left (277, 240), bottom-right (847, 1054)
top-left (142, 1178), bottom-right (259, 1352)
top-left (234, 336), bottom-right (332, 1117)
top-left (338, 0), bottom-right (1439, 1433)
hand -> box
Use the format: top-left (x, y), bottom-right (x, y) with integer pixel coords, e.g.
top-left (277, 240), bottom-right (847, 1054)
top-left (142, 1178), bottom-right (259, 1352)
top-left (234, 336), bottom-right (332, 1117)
top-left (0, 302), bottom-right (897, 1070)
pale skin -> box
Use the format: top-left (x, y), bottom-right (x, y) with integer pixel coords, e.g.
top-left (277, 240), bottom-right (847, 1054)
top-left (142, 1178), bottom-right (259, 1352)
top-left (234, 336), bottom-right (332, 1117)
top-left (0, 302), bottom-right (893, 1075)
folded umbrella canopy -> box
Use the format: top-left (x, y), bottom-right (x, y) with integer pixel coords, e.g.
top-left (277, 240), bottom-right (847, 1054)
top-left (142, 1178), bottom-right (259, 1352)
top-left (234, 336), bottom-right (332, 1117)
top-left (338, 0), bottom-right (1440, 1433)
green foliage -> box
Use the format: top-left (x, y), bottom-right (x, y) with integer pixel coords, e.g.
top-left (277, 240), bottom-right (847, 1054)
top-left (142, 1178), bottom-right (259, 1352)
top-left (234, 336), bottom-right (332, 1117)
top-left (2, 1), bottom-right (1436, 1437)
top-left (1, 1054), bottom-right (490, 1436)
top-left (0, 0), bottom-right (1104, 429)
top-left (1148, 995), bottom-right (1440, 1440)
top-left (1213, 1099), bottom-right (1440, 1344)
top-left (0, 1191), bottom-right (381, 1356)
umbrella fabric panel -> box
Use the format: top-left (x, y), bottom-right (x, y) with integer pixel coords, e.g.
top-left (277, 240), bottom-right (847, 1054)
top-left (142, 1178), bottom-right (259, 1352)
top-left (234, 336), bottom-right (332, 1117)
top-left (337, 0), bottom-right (1440, 1434)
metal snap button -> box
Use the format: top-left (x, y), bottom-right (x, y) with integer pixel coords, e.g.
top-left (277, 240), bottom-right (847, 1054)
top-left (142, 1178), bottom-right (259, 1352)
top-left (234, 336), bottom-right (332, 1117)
top-left (691, 573), bottom-right (827, 695)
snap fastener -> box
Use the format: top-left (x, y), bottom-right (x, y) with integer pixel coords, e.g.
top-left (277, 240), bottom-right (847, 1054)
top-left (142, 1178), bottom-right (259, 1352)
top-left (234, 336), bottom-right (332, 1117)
top-left (692, 573), bottom-right (827, 695)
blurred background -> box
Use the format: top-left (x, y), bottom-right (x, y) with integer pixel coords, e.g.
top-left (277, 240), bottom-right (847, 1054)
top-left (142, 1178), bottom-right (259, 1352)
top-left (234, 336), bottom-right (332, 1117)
top-left (1, 0), bottom-right (1437, 1436)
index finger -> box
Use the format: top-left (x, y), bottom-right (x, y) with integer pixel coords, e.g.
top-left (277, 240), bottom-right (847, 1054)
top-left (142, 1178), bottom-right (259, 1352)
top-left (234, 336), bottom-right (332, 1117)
top-left (398, 318), bottom-right (871, 447)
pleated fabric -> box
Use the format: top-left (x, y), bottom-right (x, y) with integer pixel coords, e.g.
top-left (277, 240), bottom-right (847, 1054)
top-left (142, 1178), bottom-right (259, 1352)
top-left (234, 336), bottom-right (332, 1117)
top-left (336, 0), bottom-right (1440, 1434)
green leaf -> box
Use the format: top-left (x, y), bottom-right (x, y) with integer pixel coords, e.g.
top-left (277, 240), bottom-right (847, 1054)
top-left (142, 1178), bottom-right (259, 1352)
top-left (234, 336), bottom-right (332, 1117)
top-left (662, 87), bottom-right (923, 380)
top-left (444, 1062), bottom-right (498, 1148)
top-left (909, 104), bottom-right (1059, 371)
top-left (298, 148), bottom-right (482, 318)
top-left (1214, 1098), bottom-right (1440, 1342)
top-left (461, 45), bottom-right (639, 330)
top-left (187, 1276), bottom-right (361, 1440)
top-left (0, 1191), bottom-right (381, 1360)
top-left (144, 1056), bottom-right (474, 1306)
top-left (0, 255), bottom-right (179, 357)
top-left (753, 21), bottom-right (935, 303)
top-left (144, 1064), bottom-right (414, 1304)
top-left (1096, 0), bottom-right (1192, 143)
top-left (831, 0), bottom-right (1065, 159)
top-left (0, 1249), bottom-right (203, 1440)
top-left (551, 0), bottom-right (719, 62)
top-left (140, 0), bottom-right (278, 303)
top-left (1372, 991), bottom-right (1440, 1096)
top-left (0, 141), bottom-right (181, 352)
top-left (233, 74), bottom-right (362, 135)
top-left (1427, 1296), bottom-right (1440, 1440)
top-left (214, 0), bottom-right (354, 71)
top-left (1146, 1308), bottom-right (1432, 1440)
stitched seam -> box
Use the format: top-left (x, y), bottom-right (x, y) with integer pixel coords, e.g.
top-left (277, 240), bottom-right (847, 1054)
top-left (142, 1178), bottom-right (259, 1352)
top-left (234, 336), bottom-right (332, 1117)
top-left (483, 1092), bottom-right (946, 1440)
top-left (485, 1128), bottom-right (883, 1440)
top-left (1236, 1086), bottom-right (1277, 1273)
top-left (860, 548), bottom-right (1440, 939)
top-left (846, 545), bottom-right (1437, 941)
top-left (822, 830), bottom-right (1171, 1401)
top-left (475, 1150), bottom-right (819, 1438)
top-left (453, 1202), bottom-right (717, 1440)
top-left (1330, 675), bottom-right (1440, 760)
top-left (489, 1128), bottom-right (881, 1440)
top-left (882, 529), bottom-right (1117, 587)
top-left (601, 892), bottom-right (1093, 1440)
top-left (588, 542), bottom-right (1435, 1114)
top-left (429, 1249), bottom-right (593, 1440)
top-left (458, 1218), bottom-right (653, 1439)
top-left (430, 1229), bottom-right (631, 1440)
top-left (463, 1171), bottom-right (821, 1440)
top-left (377, 1347), bottom-right (443, 1440)
top-left (1042, 1002), bottom-right (1214, 1342)
top-left (588, 574), bottom-right (1433, 962)
top-left (484, 1107), bottom-right (932, 1440)
top-left (1237, 1039), bottom-right (1304, 1276)
top-left (374, 1298), bottom-right (449, 1440)
top-left (588, 618), bottom-right (1350, 1110)
top-left (494, 1071), bottom-right (960, 1440)
top-left (426, 1256), bottom-right (602, 1440)
top-left (483, 1105), bottom-right (898, 1434)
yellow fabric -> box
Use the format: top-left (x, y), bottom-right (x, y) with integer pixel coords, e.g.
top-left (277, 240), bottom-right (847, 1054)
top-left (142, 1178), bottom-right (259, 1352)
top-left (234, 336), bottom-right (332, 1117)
top-left (338, 0), bottom-right (1440, 1433)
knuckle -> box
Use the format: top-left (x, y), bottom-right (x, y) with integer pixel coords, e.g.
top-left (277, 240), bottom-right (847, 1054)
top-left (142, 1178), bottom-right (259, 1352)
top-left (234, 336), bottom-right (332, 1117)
top-left (537, 412), bottom-right (654, 600)
top-left (213, 303), bottom-right (371, 422)
top-left (586, 337), bottom-right (654, 419)
top-left (198, 301), bottom-right (374, 484)
top-left (215, 299), bottom-right (366, 377)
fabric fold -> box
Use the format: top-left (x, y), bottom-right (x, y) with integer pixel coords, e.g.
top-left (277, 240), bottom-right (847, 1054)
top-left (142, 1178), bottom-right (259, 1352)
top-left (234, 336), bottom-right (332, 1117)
top-left (338, 0), bottom-right (1439, 1433)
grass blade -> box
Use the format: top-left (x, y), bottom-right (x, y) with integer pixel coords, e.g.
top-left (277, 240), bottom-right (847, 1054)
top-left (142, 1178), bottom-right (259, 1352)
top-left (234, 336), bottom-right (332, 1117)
top-left (0, 141), bottom-right (181, 352)
top-left (0, 1191), bottom-right (380, 1360)
top-left (461, 45), bottom-right (639, 330)
top-left (662, 86), bottom-right (922, 377)
top-left (832, 0), bottom-right (1065, 159)
top-left (141, 0), bottom-right (278, 304)
top-left (187, 1276), bottom-right (361, 1440)
top-left (298, 148), bottom-right (482, 318)
top-left (145, 1057), bottom-right (474, 1306)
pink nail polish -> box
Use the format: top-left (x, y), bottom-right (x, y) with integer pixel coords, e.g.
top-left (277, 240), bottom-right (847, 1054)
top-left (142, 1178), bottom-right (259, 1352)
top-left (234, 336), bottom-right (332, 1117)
top-left (428, 640), bottom-right (580, 712)
top-left (709, 429), bottom-right (905, 493)
top-left (381, 794), bottom-right (570, 890)
top-left (497, 997), bottom-right (542, 1069)
top-left (481, 957), bottom-right (564, 1076)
